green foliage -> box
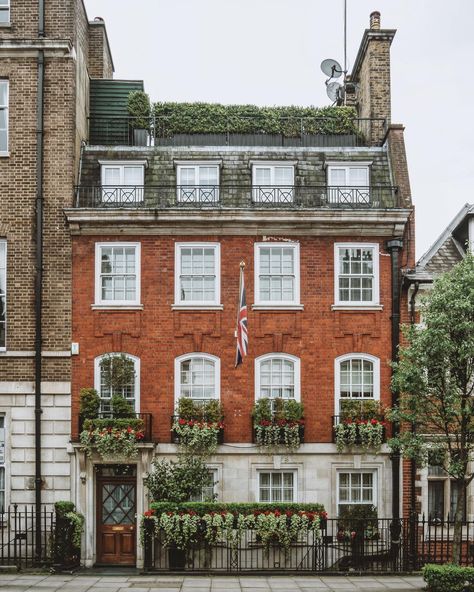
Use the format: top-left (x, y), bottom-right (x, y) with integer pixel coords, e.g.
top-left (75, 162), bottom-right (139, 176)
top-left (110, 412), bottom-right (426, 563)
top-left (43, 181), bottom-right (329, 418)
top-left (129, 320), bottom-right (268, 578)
top-left (153, 102), bottom-right (358, 137)
top-left (111, 394), bottom-right (134, 418)
top-left (100, 354), bottom-right (135, 392)
top-left (340, 399), bottom-right (382, 421)
top-left (252, 398), bottom-right (304, 451)
top-left (80, 423), bottom-right (144, 459)
top-left (144, 457), bottom-right (211, 503)
top-left (79, 388), bottom-right (100, 420)
top-left (127, 91), bottom-right (151, 129)
top-left (389, 254), bottom-right (474, 563)
top-left (176, 397), bottom-right (223, 422)
top-left (252, 398), bottom-right (272, 423)
top-left (64, 511), bottom-right (85, 549)
top-left (82, 417), bottom-right (144, 431)
top-left (149, 501), bottom-right (326, 516)
top-left (54, 501), bottom-right (75, 518)
top-left (423, 564), bottom-right (474, 592)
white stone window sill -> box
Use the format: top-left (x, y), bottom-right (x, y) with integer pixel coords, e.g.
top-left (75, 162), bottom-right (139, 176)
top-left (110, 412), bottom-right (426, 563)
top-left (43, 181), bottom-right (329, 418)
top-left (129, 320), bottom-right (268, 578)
top-left (331, 304), bottom-right (383, 311)
top-left (91, 304), bottom-right (144, 311)
top-left (172, 304), bottom-right (224, 311)
top-left (252, 304), bottom-right (304, 311)
top-left (0, 152), bottom-right (10, 158)
top-left (0, 24), bottom-right (11, 28)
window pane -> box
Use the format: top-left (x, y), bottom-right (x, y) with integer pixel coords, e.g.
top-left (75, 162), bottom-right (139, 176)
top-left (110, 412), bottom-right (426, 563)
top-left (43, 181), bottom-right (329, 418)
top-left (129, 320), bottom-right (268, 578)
top-left (255, 168), bottom-right (271, 185)
top-left (348, 167), bottom-right (369, 186)
top-left (103, 167), bottom-right (121, 185)
top-left (428, 481), bottom-right (444, 520)
top-left (329, 168), bottom-right (346, 186)
top-left (274, 167), bottom-right (293, 185)
top-left (0, 82), bottom-right (7, 105)
top-left (123, 166), bottom-right (143, 185)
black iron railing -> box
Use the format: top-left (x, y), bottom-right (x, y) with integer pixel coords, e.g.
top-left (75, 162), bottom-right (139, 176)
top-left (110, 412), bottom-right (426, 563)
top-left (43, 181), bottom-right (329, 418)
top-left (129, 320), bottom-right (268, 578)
top-left (143, 516), bottom-right (474, 573)
top-left (0, 505), bottom-right (54, 569)
top-left (78, 413), bottom-right (153, 442)
top-left (74, 185), bottom-right (399, 209)
top-left (88, 115), bottom-right (387, 148)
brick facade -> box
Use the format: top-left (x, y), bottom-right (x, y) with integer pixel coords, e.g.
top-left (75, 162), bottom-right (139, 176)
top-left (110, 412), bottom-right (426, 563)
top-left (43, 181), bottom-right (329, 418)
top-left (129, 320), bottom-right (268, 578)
top-left (0, 0), bottom-right (114, 505)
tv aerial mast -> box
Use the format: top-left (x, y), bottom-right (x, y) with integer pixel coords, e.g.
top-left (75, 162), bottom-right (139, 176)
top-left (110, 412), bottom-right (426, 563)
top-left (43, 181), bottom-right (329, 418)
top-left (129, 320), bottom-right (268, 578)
top-left (320, 0), bottom-right (348, 106)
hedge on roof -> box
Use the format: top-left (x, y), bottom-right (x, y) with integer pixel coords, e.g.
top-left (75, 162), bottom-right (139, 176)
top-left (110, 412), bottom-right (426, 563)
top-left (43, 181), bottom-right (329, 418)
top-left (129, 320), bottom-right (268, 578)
top-left (151, 102), bottom-right (358, 137)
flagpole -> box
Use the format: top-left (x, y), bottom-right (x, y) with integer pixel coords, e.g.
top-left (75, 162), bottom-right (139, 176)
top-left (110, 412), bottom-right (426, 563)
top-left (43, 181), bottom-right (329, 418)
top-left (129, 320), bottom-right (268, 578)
top-left (235, 261), bottom-right (245, 367)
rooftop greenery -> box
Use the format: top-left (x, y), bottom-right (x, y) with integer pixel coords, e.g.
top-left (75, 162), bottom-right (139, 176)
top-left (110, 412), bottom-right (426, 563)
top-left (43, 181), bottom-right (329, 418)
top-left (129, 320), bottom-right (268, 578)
top-left (128, 92), bottom-right (359, 137)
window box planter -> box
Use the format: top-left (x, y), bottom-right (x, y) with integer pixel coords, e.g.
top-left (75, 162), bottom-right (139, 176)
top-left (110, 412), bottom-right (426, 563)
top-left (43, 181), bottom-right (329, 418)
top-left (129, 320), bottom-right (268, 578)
top-left (253, 421), bottom-right (305, 449)
top-left (171, 416), bottom-right (224, 446)
top-left (332, 417), bottom-right (386, 452)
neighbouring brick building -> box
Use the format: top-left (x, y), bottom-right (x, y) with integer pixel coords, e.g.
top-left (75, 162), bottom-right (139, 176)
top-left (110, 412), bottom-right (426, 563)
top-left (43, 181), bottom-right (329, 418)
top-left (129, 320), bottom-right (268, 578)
top-left (0, 0), bottom-right (113, 537)
top-left (65, 12), bottom-right (415, 567)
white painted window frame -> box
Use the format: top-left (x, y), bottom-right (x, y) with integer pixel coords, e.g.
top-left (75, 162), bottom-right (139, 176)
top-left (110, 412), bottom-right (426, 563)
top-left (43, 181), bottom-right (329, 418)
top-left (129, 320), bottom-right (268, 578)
top-left (99, 161), bottom-right (146, 204)
top-left (0, 240), bottom-right (6, 351)
top-left (254, 353), bottom-right (301, 402)
top-left (334, 242), bottom-right (380, 307)
top-left (174, 352), bottom-right (221, 405)
top-left (94, 353), bottom-right (141, 413)
top-left (336, 469), bottom-right (377, 511)
top-left (0, 0), bottom-right (10, 24)
top-left (258, 470), bottom-right (297, 503)
top-left (334, 353), bottom-right (380, 415)
top-left (0, 80), bottom-right (9, 155)
top-left (94, 242), bottom-right (141, 307)
top-left (174, 242), bottom-right (221, 307)
top-left (251, 162), bottom-right (295, 203)
top-left (176, 162), bottom-right (220, 203)
top-left (254, 242), bottom-right (300, 307)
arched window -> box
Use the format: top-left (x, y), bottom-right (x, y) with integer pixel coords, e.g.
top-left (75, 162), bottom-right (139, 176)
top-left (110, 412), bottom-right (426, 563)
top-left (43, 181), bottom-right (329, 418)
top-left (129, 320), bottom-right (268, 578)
top-left (174, 353), bottom-right (220, 403)
top-left (334, 354), bottom-right (380, 413)
top-left (255, 354), bottom-right (301, 402)
top-left (94, 353), bottom-right (140, 413)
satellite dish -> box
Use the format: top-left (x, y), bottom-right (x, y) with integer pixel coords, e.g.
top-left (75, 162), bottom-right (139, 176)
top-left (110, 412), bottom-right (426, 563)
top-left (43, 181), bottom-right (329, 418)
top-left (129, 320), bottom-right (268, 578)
top-left (321, 58), bottom-right (343, 79)
top-left (326, 81), bottom-right (343, 103)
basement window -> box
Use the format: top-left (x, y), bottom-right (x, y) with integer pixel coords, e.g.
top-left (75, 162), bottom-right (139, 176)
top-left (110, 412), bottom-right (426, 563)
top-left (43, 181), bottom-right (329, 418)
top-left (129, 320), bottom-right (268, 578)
top-left (0, 81), bottom-right (8, 154)
top-left (0, 1), bottom-right (9, 25)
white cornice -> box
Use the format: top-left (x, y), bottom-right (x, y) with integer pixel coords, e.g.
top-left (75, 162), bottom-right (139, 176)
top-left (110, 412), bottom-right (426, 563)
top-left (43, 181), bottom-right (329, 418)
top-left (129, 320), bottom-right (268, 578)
top-left (0, 39), bottom-right (73, 57)
top-left (65, 207), bottom-right (411, 237)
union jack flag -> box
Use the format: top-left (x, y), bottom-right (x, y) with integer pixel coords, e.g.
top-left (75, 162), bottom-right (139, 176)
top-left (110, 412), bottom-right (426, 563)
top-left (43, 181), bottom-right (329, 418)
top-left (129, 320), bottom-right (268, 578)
top-left (235, 264), bottom-right (248, 367)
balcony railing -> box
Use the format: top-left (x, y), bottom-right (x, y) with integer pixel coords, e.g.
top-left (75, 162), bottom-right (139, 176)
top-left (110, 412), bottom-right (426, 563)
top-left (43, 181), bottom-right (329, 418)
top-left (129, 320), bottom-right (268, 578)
top-left (74, 185), bottom-right (399, 209)
top-left (78, 413), bottom-right (153, 442)
top-left (88, 115), bottom-right (387, 147)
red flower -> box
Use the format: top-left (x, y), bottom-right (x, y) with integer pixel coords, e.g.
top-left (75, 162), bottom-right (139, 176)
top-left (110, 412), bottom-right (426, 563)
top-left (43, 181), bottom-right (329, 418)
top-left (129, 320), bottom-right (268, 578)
top-left (143, 510), bottom-right (155, 517)
top-left (274, 510), bottom-right (281, 517)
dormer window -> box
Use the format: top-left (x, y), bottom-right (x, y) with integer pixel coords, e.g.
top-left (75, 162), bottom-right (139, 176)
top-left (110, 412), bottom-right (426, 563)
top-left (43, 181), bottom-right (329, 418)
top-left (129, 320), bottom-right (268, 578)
top-left (176, 162), bottom-right (220, 203)
top-left (252, 162), bottom-right (295, 203)
top-left (326, 161), bottom-right (371, 205)
top-left (100, 161), bottom-right (146, 205)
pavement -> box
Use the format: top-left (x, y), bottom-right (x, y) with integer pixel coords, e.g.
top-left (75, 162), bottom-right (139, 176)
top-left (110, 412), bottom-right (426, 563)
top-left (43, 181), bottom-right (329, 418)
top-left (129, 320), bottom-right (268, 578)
top-left (0, 574), bottom-right (426, 592)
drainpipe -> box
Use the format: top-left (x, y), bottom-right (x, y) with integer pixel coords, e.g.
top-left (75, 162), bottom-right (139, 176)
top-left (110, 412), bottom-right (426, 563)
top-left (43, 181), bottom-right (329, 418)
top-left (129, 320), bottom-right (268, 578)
top-left (385, 238), bottom-right (404, 522)
top-left (409, 281), bottom-right (420, 516)
top-left (35, 0), bottom-right (45, 563)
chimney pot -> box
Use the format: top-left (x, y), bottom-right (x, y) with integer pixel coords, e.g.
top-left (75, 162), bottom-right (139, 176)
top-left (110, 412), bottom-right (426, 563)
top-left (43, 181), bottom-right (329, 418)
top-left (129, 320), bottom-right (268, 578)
top-left (370, 11), bottom-right (381, 30)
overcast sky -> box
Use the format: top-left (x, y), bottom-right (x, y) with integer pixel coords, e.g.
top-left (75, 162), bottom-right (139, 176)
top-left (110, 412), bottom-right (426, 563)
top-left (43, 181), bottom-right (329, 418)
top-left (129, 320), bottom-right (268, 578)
top-left (84, 0), bottom-right (474, 261)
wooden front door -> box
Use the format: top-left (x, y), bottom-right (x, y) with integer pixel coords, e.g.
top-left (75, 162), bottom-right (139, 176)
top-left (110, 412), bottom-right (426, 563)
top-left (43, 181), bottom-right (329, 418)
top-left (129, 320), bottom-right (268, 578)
top-left (96, 465), bottom-right (137, 565)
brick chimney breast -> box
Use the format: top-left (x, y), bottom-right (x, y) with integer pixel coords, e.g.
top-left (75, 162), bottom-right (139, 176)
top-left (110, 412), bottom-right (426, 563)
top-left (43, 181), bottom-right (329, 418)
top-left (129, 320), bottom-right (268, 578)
top-left (370, 11), bottom-right (381, 30)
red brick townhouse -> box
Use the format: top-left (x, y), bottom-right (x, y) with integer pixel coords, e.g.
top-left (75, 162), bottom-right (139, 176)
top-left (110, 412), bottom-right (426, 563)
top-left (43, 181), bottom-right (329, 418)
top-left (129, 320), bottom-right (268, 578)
top-left (66, 13), bottom-right (415, 567)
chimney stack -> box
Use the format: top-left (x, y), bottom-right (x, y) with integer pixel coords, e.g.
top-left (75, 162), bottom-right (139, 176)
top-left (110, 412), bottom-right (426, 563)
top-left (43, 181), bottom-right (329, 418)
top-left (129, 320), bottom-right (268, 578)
top-left (370, 11), bottom-right (381, 30)
top-left (350, 12), bottom-right (396, 144)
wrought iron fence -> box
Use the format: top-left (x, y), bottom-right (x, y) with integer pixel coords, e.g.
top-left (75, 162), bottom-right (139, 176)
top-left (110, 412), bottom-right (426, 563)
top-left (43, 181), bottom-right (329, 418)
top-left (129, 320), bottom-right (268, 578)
top-left (143, 516), bottom-right (474, 573)
top-left (74, 185), bottom-right (399, 209)
top-left (0, 505), bottom-right (55, 569)
top-left (88, 116), bottom-right (387, 148)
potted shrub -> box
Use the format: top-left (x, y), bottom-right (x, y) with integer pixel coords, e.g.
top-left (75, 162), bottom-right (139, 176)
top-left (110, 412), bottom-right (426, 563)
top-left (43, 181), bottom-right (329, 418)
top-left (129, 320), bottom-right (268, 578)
top-left (334, 400), bottom-right (385, 452)
top-left (252, 398), bottom-right (304, 452)
top-left (51, 501), bottom-right (84, 569)
top-left (172, 398), bottom-right (224, 455)
top-left (337, 504), bottom-right (379, 544)
top-left (127, 90), bottom-right (151, 146)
